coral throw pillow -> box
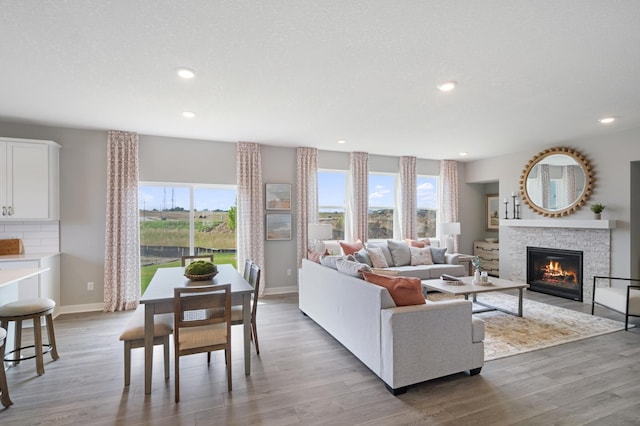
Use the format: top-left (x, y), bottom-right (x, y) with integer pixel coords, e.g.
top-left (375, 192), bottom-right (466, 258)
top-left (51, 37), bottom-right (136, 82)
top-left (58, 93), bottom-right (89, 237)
top-left (339, 239), bottom-right (364, 255)
top-left (405, 238), bottom-right (428, 248)
top-left (307, 248), bottom-right (329, 263)
top-left (361, 272), bottom-right (426, 307)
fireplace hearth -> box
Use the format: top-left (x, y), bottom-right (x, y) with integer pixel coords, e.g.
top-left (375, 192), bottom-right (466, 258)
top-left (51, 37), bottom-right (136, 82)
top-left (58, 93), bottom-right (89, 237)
top-left (527, 246), bottom-right (583, 301)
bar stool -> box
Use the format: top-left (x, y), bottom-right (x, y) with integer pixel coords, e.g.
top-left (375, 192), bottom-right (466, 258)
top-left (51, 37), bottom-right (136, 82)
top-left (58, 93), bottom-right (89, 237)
top-left (0, 327), bottom-right (12, 407)
top-left (0, 298), bottom-right (59, 376)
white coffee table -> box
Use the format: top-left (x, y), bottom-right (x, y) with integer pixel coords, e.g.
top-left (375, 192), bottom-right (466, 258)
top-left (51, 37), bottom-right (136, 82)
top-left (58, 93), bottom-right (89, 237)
top-left (421, 276), bottom-right (530, 317)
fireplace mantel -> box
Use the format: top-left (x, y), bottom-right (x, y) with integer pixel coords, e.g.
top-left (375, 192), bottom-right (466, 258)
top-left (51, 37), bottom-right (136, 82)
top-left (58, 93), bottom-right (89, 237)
top-left (501, 219), bottom-right (616, 229)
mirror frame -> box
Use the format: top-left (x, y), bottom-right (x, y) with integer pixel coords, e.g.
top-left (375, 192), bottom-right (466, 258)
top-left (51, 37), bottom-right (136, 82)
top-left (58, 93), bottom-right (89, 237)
top-left (519, 147), bottom-right (594, 217)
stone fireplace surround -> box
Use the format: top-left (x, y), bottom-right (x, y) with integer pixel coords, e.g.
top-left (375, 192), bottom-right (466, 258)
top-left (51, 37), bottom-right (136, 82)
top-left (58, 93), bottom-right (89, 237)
top-left (503, 220), bottom-right (614, 303)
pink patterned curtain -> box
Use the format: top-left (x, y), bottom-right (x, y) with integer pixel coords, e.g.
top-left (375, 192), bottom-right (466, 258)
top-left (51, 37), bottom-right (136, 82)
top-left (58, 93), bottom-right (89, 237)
top-left (104, 131), bottom-right (140, 312)
top-left (237, 142), bottom-right (266, 294)
top-left (345, 152), bottom-right (368, 242)
top-left (296, 147), bottom-right (318, 268)
top-left (396, 156), bottom-right (416, 239)
top-left (439, 160), bottom-right (459, 252)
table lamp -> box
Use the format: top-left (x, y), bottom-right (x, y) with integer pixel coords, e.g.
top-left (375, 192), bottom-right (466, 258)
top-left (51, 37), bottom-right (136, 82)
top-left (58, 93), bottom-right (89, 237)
top-left (308, 223), bottom-right (333, 253)
top-left (441, 222), bottom-right (461, 254)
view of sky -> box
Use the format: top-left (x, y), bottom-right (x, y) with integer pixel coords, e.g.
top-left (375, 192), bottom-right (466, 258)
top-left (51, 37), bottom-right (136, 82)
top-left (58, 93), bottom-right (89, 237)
top-left (139, 173), bottom-right (437, 212)
top-left (139, 185), bottom-right (237, 211)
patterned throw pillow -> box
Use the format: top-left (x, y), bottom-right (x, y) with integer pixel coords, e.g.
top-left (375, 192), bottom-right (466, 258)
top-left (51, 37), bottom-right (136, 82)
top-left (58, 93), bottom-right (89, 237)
top-left (361, 271), bottom-right (426, 307)
top-left (410, 247), bottom-right (433, 266)
top-left (367, 247), bottom-right (389, 268)
top-left (307, 248), bottom-right (329, 263)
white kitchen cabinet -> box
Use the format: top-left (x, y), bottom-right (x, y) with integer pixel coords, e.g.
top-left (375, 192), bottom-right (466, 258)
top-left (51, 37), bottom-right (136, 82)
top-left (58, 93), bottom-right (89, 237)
top-left (0, 137), bottom-right (60, 220)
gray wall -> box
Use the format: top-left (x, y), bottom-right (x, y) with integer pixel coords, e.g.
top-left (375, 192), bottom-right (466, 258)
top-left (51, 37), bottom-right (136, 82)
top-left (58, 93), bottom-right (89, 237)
top-left (465, 126), bottom-right (640, 281)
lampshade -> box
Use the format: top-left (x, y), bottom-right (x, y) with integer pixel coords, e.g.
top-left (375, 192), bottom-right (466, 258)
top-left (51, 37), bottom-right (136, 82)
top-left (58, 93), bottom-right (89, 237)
top-left (441, 222), bottom-right (461, 236)
top-left (308, 223), bottom-right (333, 240)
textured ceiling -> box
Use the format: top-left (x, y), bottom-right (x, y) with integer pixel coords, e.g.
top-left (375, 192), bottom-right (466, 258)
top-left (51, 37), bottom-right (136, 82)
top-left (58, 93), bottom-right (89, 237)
top-left (1, 1), bottom-right (639, 160)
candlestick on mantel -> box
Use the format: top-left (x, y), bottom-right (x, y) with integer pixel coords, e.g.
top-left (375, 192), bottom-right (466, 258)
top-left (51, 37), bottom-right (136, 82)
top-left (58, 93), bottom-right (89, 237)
top-left (504, 199), bottom-right (509, 219)
top-left (511, 195), bottom-right (517, 219)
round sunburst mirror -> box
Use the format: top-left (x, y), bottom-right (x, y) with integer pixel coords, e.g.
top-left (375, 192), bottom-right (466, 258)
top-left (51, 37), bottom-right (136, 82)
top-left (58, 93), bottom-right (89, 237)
top-left (519, 147), bottom-right (594, 217)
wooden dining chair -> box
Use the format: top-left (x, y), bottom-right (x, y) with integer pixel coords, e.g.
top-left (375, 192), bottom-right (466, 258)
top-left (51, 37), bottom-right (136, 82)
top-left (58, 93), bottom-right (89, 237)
top-left (242, 259), bottom-right (253, 281)
top-left (181, 254), bottom-right (214, 266)
top-left (231, 263), bottom-right (261, 355)
top-left (173, 284), bottom-right (231, 402)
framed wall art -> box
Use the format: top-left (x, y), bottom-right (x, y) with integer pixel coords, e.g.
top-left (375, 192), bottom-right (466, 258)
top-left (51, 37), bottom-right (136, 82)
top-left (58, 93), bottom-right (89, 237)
top-left (486, 193), bottom-right (500, 231)
top-left (266, 213), bottom-right (292, 240)
top-left (265, 183), bottom-right (291, 210)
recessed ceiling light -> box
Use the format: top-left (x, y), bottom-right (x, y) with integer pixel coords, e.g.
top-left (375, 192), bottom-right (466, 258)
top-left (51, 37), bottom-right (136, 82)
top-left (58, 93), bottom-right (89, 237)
top-left (177, 68), bottom-right (195, 79)
top-left (598, 117), bottom-right (615, 124)
top-left (182, 111), bottom-right (195, 118)
top-left (337, 139), bottom-right (347, 144)
top-left (437, 81), bottom-right (457, 92)
top-left (459, 152), bottom-right (468, 156)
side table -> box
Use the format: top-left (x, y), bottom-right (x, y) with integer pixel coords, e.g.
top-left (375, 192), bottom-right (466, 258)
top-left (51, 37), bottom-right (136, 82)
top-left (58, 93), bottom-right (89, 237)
top-left (454, 254), bottom-right (474, 276)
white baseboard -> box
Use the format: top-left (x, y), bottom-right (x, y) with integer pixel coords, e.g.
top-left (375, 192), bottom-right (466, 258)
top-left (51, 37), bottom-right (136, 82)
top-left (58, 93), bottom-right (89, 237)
top-left (57, 302), bottom-right (104, 315)
top-left (264, 285), bottom-right (298, 295)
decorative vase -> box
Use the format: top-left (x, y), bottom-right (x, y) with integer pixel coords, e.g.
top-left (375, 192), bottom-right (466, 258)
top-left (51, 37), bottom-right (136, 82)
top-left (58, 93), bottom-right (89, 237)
top-left (594, 213), bottom-right (601, 220)
top-left (474, 269), bottom-right (481, 283)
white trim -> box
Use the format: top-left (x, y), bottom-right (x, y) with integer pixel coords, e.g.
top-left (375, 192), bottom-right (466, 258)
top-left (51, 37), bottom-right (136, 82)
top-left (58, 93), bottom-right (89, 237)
top-left (263, 286), bottom-right (298, 295)
top-left (57, 302), bottom-right (104, 315)
top-left (500, 219), bottom-right (616, 229)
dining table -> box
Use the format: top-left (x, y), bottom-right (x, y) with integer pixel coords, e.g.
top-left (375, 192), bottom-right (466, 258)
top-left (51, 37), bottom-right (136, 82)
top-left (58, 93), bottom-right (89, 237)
top-left (139, 263), bottom-right (254, 394)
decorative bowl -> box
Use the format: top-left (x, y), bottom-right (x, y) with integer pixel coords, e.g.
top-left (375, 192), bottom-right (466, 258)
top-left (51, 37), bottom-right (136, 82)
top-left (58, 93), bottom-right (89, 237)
top-left (485, 238), bottom-right (498, 243)
top-left (184, 271), bottom-right (218, 281)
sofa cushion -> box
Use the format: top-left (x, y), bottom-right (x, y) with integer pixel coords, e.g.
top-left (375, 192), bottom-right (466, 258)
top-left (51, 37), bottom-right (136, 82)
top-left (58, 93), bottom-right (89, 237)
top-left (361, 272), bottom-right (426, 307)
top-left (410, 247), bottom-right (433, 266)
top-left (387, 240), bottom-right (411, 266)
top-left (354, 248), bottom-right (373, 267)
top-left (367, 247), bottom-right (390, 268)
top-left (366, 242), bottom-right (394, 266)
top-left (405, 238), bottom-right (430, 248)
top-left (307, 248), bottom-right (329, 263)
top-left (339, 240), bottom-right (364, 255)
top-left (336, 258), bottom-right (372, 278)
top-left (371, 268), bottom-right (400, 276)
top-left (430, 246), bottom-right (447, 264)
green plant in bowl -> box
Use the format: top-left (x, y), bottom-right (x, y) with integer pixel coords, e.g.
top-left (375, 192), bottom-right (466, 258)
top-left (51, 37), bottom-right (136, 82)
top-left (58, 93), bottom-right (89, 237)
top-left (185, 260), bottom-right (217, 276)
top-left (590, 203), bottom-right (606, 214)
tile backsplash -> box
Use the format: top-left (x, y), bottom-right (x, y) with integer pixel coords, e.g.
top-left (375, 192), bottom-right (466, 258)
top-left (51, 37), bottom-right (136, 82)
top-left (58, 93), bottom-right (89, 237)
top-left (0, 221), bottom-right (60, 254)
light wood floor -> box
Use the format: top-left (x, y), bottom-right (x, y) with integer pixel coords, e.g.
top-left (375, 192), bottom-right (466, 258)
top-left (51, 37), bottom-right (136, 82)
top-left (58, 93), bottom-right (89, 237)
top-left (1, 290), bottom-right (639, 425)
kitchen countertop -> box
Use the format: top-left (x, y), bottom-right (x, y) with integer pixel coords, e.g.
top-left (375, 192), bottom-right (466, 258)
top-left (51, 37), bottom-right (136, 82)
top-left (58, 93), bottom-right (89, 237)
top-left (0, 268), bottom-right (50, 289)
top-left (0, 253), bottom-right (61, 262)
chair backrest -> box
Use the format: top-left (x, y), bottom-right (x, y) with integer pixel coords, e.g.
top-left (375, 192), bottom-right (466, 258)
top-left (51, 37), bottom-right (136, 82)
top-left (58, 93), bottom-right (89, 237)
top-left (249, 264), bottom-right (261, 317)
top-left (174, 285), bottom-right (231, 335)
top-left (243, 259), bottom-right (253, 281)
top-left (181, 255), bottom-right (214, 266)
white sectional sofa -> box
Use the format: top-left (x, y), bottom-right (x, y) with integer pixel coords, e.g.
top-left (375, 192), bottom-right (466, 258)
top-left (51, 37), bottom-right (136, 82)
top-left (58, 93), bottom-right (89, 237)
top-left (298, 258), bottom-right (485, 394)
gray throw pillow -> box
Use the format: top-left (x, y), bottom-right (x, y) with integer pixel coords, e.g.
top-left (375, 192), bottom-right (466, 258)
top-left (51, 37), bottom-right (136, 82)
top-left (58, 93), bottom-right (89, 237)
top-left (387, 239), bottom-right (411, 266)
top-left (354, 248), bottom-right (373, 267)
top-left (319, 255), bottom-right (343, 270)
top-left (430, 246), bottom-right (447, 264)
top-left (366, 242), bottom-right (394, 266)
top-left (335, 258), bottom-right (372, 278)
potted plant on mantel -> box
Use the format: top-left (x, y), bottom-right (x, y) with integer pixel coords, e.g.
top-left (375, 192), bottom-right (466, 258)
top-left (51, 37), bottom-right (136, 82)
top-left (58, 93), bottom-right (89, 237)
top-left (590, 203), bottom-right (606, 219)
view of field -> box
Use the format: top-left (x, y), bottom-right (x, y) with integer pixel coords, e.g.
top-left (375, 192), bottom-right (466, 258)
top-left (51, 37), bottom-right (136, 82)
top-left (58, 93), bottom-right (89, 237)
top-left (139, 209), bottom-right (236, 292)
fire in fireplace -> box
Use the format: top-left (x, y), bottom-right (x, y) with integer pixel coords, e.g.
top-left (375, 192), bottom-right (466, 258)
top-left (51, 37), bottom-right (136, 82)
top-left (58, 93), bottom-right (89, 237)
top-left (526, 246), bottom-right (583, 301)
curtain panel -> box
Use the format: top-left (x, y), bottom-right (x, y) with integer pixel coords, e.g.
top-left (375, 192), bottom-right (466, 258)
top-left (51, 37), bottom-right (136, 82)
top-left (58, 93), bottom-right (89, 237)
top-left (296, 147), bottom-right (318, 267)
top-left (439, 160), bottom-right (459, 252)
top-left (395, 156), bottom-right (416, 239)
top-left (345, 152), bottom-right (369, 243)
top-left (104, 130), bottom-right (140, 312)
top-left (237, 142), bottom-right (266, 295)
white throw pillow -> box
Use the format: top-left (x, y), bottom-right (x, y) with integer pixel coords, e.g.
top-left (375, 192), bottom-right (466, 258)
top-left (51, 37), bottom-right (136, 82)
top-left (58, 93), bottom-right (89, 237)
top-left (335, 258), bottom-right (372, 278)
top-left (410, 247), bottom-right (433, 266)
top-left (367, 247), bottom-right (390, 268)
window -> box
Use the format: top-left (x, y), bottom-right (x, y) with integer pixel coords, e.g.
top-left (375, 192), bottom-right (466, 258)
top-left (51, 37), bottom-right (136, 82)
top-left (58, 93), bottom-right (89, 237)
top-left (417, 175), bottom-right (438, 238)
top-left (368, 173), bottom-right (395, 239)
top-left (318, 170), bottom-right (346, 241)
top-left (138, 183), bottom-right (237, 292)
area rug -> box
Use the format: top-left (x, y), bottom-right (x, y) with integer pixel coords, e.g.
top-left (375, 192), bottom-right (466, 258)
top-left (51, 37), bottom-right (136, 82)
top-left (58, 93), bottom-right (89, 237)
top-left (428, 292), bottom-right (629, 361)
